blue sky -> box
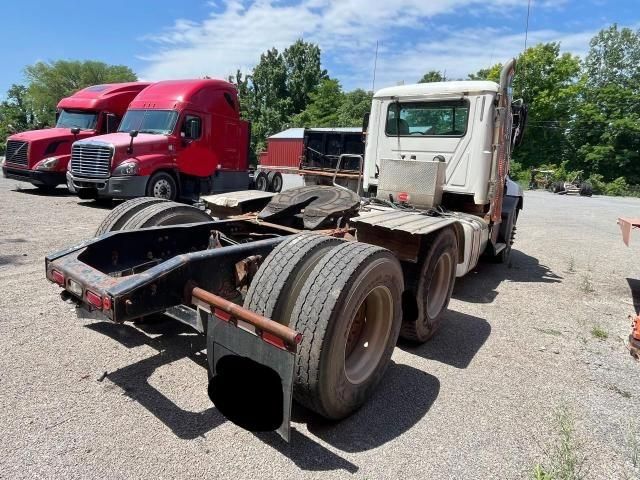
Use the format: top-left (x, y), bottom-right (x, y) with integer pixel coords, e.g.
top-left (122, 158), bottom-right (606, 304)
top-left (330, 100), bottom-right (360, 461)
top-left (1, 0), bottom-right (639, 98)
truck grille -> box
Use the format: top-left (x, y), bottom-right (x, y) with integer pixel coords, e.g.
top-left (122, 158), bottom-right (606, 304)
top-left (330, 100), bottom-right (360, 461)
top-left (5, 140), bottom-right (28, 166)
top-left (70, 143), bottom-right (112, 178)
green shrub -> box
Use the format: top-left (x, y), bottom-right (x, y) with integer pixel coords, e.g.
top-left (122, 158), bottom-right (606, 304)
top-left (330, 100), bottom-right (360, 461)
top-left (604, 177), bottom-right (628, 196)
top-left (587, 174), bottom-right (605, 194)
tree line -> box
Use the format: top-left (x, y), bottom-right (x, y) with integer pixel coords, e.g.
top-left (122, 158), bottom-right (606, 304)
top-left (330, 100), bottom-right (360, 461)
top-left (2, 25), bottom-right (639, 195)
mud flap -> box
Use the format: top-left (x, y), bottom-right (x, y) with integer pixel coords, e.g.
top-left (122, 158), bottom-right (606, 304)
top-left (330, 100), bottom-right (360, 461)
top-left (205, 310), bottom-right (296, 441)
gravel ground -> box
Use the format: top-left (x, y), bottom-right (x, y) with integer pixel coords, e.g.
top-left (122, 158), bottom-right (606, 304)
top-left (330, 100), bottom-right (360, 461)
top-left (1, 176), bottom-right (640, 479)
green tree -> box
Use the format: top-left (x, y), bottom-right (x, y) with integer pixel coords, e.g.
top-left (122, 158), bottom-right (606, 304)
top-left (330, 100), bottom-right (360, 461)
top-left (468, 64), bottom-right (502, 82)
top-left (418, 70), bottom-right (445, 83)
top-left (569, 25), bottom-right (640, 182)
top-left (292, 79), bottom-right (344, 127)
top-left (337, 89), bottom-right (373, 127)
top-left (228, 40), bottom-right (327, 163)
top-left (24, 60), bottom-right (137, 125)
top-left (472, 44), bottom-right (580, 169)
top-left (283, 40), bottom-right (327, 113)
top-left (0, 84), bottom-right (38, 153)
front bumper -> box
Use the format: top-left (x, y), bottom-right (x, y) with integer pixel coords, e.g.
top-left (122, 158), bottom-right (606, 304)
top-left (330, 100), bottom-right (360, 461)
top-left (3, 165), bottom-right (66, 186)
top-left (67, 172), bottom-right (149, 199)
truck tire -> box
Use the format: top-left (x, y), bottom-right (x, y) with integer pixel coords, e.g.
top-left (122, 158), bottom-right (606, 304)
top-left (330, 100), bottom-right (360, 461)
top-left (146, 171), bottom-right (178, 200)
top-left (243, 233), bottom-right (344, 325)
top-left (579, 183), bottom-right (593, 197)
top-left (270, 172), bottom-right (283, 193)
top-left (255, 171), bottom-right (268, 191)
top-left (94, 197), bottom-right (169, 236)
top-left (289, 241), bottom-right (403, 419)
top-left (266, 171), bottom-right (277, 192)
top-left (400, 228), bottom-right (457, 343)
top-left (121, 201), bottom-right (211, 230)
top-left (552, 181), bottom-right (566, 194)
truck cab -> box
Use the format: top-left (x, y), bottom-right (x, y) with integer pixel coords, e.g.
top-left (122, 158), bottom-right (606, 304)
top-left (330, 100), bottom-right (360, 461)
top-left (361, 67), bottom-right (526, 268)
top-left (67, 79), bottom-right (250, 201)
top-left (2, 82), bottom-right (150, 190)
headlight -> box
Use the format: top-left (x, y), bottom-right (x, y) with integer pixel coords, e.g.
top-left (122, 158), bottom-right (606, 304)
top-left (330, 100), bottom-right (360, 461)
top-left (35, 157), bottom-right (59, 170)
top-left (113, 161), bottom-right (139, 176)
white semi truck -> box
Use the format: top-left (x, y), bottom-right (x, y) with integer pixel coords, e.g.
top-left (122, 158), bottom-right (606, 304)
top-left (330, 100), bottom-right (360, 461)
top-left (46, 59), bottom-right (526, 440)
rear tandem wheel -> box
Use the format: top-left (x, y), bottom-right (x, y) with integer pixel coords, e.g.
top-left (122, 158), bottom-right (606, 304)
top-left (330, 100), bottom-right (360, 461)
top-left (247, 238), bottom-right (404, 420)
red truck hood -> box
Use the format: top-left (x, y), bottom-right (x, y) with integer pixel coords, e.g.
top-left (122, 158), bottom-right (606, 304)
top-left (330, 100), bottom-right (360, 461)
top-left (75, 133), bottom-right (171, 167)
top-left (6, 128), bottom-right (96, 170)
top-left (10, 127), bottom-right (94, 143)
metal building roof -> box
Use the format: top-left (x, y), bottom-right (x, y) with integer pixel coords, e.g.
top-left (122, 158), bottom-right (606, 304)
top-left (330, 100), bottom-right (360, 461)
top-left (269, 127), bottom-right (362, 140)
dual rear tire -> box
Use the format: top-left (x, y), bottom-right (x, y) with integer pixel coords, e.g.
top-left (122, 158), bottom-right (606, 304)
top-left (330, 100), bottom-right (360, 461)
top-left (244, 233), bottom-right (404, 419)
top-left (93, 197), bottom-right (211, 236)
top-left (254, 171), bottom-right (283, 193)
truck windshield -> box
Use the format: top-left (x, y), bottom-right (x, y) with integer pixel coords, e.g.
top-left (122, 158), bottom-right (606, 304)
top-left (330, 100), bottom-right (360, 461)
top-left (386, 100), bottom-right (469, 137)
top-left (118, 110), bottom-right (178, 135)
top-left (56, 110), bottom-right (98, 130)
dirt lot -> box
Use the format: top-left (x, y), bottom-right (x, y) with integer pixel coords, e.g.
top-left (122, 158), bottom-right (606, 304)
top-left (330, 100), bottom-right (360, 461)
top-left (1, 176), bottom-right (639, 479)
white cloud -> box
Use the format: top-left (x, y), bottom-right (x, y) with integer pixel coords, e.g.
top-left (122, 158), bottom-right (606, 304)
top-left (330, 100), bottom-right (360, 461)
top-left (138, 0), bottom-right (596, 90)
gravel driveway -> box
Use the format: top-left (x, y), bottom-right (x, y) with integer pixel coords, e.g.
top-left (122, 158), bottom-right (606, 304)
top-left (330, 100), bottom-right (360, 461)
top-left (1, 177), bottom-right (639, 479)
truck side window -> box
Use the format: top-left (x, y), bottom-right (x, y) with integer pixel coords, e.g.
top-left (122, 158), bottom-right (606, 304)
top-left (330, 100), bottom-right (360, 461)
top-left (183, 115), bottom-right (202, 140)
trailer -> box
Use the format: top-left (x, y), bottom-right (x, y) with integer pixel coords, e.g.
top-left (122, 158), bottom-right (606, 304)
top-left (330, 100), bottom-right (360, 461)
top-left (45, 59), bottom-right (527, 441)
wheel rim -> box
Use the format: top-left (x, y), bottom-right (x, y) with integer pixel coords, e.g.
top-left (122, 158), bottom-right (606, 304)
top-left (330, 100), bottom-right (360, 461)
top-left (344, 285), bottom-right (393, 385)
top-left (153, 179), bottom-right (172, 199)
top-left (256, 176), bottom-right (267, 191)
top-left (426, 252), bottom-right (454, 319)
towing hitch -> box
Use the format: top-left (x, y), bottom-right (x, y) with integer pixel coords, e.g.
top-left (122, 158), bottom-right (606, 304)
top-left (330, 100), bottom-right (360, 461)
top-left (190, 286), bottom-right (301, 441)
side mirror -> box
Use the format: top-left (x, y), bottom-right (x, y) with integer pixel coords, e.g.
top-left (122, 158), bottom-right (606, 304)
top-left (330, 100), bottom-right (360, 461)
top-left (128, 130), bottom-right (138, 154)
top-left (362, 112), bottom-right (370, 135)
top-left (70, 127), bottom-right (80, 135)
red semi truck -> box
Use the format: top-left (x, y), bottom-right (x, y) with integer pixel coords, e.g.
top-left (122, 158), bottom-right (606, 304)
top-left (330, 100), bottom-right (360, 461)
top-left (67, 79), bottom-right (251, 201)
top-left (2, 82), bottom-right (150, 191)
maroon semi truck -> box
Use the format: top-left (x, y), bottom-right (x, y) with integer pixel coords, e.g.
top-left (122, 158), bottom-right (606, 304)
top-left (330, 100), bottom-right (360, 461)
top-left (67, 79), bottom-right (251, 201)
top-left (2, 82), bottom-right (150, 191)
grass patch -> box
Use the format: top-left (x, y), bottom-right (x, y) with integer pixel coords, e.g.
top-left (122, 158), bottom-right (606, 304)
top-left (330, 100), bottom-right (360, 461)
top-left (591, 325), bottom-right (608, 340)
top-left (531, 406), bottom-right (588, 480)
top-left (579, 273), bottom-right (595, 294)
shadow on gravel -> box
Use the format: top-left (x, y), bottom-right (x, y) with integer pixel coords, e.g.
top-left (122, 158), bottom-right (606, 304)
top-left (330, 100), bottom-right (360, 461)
top-left (0, 253), bottom-right (28, 266)
top-left (77, 199), bottom-right (115, 210)
top-left (255, 429), bottom-right (359, 473)
top-left (295, 362), bottom-right (440, 453)
top-left (11, 186), bottom-right (73, 196)
top-left (398, 310), bottom-right (490, 369)
top-left (453, 249), bottom-right (562, 304)
top-left (626, 278), bottom-right (640, 315)
top-left (85, 317), bottom-right (225, 439)
top-left (85, 317), bottom-right (429, 471)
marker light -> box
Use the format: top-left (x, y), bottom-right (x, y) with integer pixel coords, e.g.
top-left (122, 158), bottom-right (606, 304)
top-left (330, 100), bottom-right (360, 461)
top-left (86, 290), bottom-right (103, 310)
top-left (51, 269), bottom-right (64, 286)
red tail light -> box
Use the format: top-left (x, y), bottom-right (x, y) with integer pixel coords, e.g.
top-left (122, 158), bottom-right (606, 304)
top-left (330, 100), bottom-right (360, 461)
top-left (86, 290), bottom-right (103, 309)
top-left (51, 269), bottom-right (65, 286)
top-left (102, 296), bottom-right (112, 311)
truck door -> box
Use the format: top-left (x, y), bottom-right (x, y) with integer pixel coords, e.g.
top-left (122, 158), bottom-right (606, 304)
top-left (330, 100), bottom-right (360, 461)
top-left (176, 112), bottom-right (216, 177)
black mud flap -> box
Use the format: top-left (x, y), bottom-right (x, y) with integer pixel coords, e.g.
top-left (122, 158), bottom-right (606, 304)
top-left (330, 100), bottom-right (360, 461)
top-left (205, 311), bottom-right (296, 441)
